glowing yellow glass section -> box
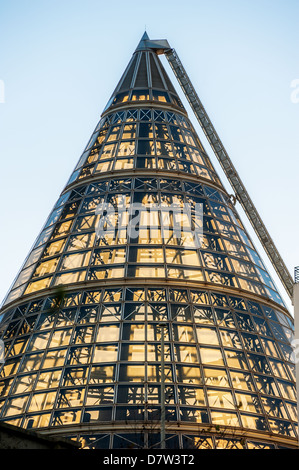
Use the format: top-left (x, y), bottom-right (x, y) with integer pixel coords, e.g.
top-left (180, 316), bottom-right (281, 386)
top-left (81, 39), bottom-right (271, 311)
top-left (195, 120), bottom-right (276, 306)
top-left (28, 391), bottom-right (57, 412)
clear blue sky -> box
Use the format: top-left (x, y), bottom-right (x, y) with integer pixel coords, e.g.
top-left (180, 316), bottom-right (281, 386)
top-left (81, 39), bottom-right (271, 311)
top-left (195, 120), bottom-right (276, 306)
top-left (0, 0), bottom-right (298, 311)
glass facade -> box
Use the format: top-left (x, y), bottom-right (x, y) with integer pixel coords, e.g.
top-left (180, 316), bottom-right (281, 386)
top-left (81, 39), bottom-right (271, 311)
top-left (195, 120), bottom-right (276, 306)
top-left (0, 34), bottom-right (297, 449)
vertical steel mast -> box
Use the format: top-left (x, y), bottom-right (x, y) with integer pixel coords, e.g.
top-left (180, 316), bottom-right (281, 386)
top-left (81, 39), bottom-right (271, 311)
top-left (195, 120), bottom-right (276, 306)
top-left (141, 37), bottom-right (294, 300)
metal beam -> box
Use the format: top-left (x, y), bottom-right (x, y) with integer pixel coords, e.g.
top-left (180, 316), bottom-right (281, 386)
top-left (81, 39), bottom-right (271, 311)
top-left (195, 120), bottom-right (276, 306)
top-left (293, 269), bottom-right (299, 436)
top-left (163, 47), bottom-right (294, 301)
top-left (159, 322), bottom-right (166, 449)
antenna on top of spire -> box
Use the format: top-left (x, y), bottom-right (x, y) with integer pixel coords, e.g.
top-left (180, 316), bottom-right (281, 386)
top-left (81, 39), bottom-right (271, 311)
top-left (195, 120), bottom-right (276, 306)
top-left (135, 32), bottom-right (170, 53)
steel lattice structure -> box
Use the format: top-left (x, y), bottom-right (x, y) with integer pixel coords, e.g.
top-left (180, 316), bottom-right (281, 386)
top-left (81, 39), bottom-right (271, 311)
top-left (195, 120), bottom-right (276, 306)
top-left (0, 33), bottom-right (297, 450)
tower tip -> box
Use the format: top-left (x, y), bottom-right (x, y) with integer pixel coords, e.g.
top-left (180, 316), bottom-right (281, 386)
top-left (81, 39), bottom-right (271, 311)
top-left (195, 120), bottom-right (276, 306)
top-left (135, 31), bottom-right (150, 51)
top-left (141, 30), bottom-right (150, 40)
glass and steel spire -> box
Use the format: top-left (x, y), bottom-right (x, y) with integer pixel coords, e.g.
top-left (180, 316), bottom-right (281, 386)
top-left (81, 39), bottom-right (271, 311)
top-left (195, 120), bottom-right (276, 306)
top-left (0, 33), bottom-right (297, 450)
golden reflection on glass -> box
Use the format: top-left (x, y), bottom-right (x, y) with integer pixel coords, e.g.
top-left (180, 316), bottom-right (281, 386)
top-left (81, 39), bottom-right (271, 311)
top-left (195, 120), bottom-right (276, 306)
top-left (60, 252), bottom-right (91, 271)
top-left (67, 233), bottom-right (95, 252)
top-left (176, 365), bottom-right (201, 384)
top-left (240, 414), bottom-right (265, 431)
top-left (211, 411), bottom-right (239, 427)
top-left (196, 327), bottom-right (219, 345)
top-left (119, 365), bottom-right (145, 382)
top-left (147, 364), bottom-right (172, 383)
top-left (200, 347), bottom-right (224, 366)
top-left (93, 345), bottom-right (118, 363)
top-left (3, 395), bottom-right (29, 417)
top-left (30, 332), bottom-right (50, 351)
top-left (25, 277), bottom-right (52, 295)
top-left (165, 249), bottom-right (199, 266)
top-left (90, 365), bottom-right (115, 384)
top-left (93, 248), bottom-right (126, 265)
top-left (178, 386), bottom-right (205, 406)
top-left (95, 161), bottom-right (113, 173)
top-left (175, 344), bottom-right (198, 363)
top-left (122, 343), bottom-right (145, 362)
top-left (215, 439), bottom-right (244, 449)
top-left (53, 410), bottom-right (81, 426)
top-left (133, 266), bottom-right (165, 277)
top-left (134, 248), bottom-right (164, 263)
top-left (204, 368), bottom-right (230, 388)
top-left (117, 141), bottom-right (135, 156)
top-left (235, 392), bottom-right (261, 414)
top-left (230, 371), bottom-right (253, 391)
top-left (97, 325), bottom-right (119, 343)
top-left (42, 349), bottom-right (67, 369)
top-left (147, 343), bottom-right (171, 362)
top-left (54, 270), bottom-right (86, 286)
top-left (43, 239), bottom-right (66, 258)
top-left (173, 325), bottom-right (195, 343)
top-left (24, 414), bottom-right (51, 429)
top-left (11, 374), bottom-right (38, 395)
top-left (28, 391), bottom-right (57, 412)
top-left (86, 386), bottom-right (114, 406)
top-left (207, 389), bottom-right (235, 409)
top-left (57, 389), bottom-right (84, 408)
top-left (36, 370), bottom-right (62, 390)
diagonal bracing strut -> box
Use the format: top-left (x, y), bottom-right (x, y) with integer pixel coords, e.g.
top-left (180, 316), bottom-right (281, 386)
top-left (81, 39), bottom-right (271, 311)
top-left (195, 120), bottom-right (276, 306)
top-left (164, 47), bottom-right (294, 301)
top-left (143, 37), bottom-right (294, 301)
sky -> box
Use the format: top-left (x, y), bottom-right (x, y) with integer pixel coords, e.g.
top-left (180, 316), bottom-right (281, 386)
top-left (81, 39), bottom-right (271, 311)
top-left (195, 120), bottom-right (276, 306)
top-left (0, 0), bottom-right (298, 312)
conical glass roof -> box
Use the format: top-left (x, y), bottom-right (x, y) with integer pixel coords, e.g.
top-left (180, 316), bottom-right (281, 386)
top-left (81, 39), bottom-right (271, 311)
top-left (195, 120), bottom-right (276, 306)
top-left (0, 34), bottom-right (296, 449)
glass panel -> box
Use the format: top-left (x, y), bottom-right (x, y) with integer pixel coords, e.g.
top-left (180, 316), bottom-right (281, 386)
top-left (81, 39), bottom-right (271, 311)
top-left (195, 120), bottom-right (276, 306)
top-left (200, 348), bottom-right (224, 366)
top-left (207, 389), bottom-right (235, 409)
top-left (173, 325), bottom-right (195, 343)
top-left (176, 365), bottom-right (201, 384)
top-left (121, 343), bottom-right (145, 361)
top-left (148, 364), bottom-right (173, 383)
top-left (11, 374), bottom-right (37, 394)
top-left (175, 344), bottom-right (198, 363)
top-left (119, 365), bottom-right (145, 382)
top-left (225, 350), bottom-right (248, 370)
top-left (240, 414), bottom-right (268, 431)
top-left (230, 371), bottom-right (254, 391)
top-left (204, 368), bottom-right (230, 388)
top-left (220, 330), bottom-right (242, 349)
top-left (96, 325), bottom-right (120, 342)
top-left (235, 392), bottom-right (262, 413)
top-left (93, 345), bottom-right (118, 363)
top-left (42, 349), bottom-right (67, 368)
top-left (57, 388), bottom-right (85, 408)
top-left (178, 386), bottom-right (205, 406)
top-left (36, 370), bottom-right (62, 390)
top-left (196, 327), bottom-right (219, 345)
top-left (3, 395), bottom-right (29, 417)
top-left (49, 329), bottom-right (72, 348)
top-left (90, 366), bottom-right (115, 384)
top-left (28, 391), bottom-right (57, 412)
top-left (210, 411), bottom-right (239, 427)
top-left (24, 413), bottom-right (51, 429)
top-left (117, 386), bottom-right (144, 404)
top-left (53, 410), bottom-right (81, 426)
